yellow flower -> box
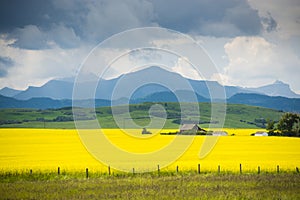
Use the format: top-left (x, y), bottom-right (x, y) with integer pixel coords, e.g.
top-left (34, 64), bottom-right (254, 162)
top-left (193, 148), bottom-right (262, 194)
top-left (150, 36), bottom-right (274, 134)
top-left (0, 129), bottom-right (299, 173)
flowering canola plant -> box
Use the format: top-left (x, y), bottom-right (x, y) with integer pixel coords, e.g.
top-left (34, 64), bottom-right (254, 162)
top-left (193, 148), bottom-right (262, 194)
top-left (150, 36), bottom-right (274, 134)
top-left (0, 129), bottom-right (299, 173)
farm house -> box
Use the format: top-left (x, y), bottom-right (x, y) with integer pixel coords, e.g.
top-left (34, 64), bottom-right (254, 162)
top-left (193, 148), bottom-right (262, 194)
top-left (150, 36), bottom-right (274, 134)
top-left (179, 124), bottom-right (205, 134)
top-left (254, 131), bottom-right (268, 136)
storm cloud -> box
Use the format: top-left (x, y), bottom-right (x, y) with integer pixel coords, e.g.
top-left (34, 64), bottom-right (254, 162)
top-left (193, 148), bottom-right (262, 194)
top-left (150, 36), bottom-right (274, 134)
top-left (0, 0), bottom-right (299, 93)
top-left (0, 0), bottom-right (268, 49)
top-left (152, 0), bottom-right (263, 37)
top-left (1, 0), bottom-right (156, 49)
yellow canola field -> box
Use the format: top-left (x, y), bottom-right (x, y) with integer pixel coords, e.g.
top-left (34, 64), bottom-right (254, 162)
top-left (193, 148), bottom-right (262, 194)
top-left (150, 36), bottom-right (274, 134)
top-left (0, 129), bottom-right (299, 173)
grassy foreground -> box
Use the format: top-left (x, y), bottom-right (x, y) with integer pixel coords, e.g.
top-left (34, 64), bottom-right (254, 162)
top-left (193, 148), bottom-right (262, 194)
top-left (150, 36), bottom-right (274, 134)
top-left (1, 172), bottom-right (299, 199)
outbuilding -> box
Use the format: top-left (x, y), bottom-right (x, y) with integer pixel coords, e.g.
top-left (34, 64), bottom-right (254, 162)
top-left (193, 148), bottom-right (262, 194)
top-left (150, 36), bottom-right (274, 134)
top-left (254, 131), bottom-right (268, 136)
top-left (212, 131), bottom-right (228, 136)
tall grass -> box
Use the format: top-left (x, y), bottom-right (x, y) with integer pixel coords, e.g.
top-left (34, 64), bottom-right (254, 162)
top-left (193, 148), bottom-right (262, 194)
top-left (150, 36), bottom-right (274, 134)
top-left (1, 171), bottom-right (299, 199)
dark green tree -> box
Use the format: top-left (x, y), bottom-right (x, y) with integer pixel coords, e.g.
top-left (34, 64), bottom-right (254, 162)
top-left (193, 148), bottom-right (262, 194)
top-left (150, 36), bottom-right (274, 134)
top-left (277, 113), bottom-right (300, 136)
top-left (292, 119), bottom-right (300, 136)
top-left (266, 119), bottom-right (275, 135)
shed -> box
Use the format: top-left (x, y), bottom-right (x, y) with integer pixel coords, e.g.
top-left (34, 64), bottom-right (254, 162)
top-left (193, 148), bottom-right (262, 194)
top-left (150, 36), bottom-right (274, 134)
top-left (212, 131), bottom-right (228, 136)
top-left (179, 124), bottom-right (205, 133)
top-left (254, 131), bottom-right (268, 136)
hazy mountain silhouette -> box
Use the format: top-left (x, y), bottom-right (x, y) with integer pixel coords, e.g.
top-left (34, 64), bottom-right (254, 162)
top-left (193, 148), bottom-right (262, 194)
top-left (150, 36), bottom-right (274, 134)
top-left (0, 66), bottom-right (299, 112)
top-left (228, 93), bottom-right (300, 112)
top-left (1, 92), bottom-right (299, 112)
top-left (246, 80), bottom-right (300, 98)
top-left (0, 87), bottom-right (21, 97)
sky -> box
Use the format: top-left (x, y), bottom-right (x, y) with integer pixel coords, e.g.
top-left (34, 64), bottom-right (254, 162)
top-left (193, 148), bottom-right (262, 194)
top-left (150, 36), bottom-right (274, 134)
top-left (0, 0), bottom-right (299, 93)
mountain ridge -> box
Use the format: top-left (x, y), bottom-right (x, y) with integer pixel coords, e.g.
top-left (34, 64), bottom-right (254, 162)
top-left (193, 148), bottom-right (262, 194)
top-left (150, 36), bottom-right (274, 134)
top-left (0, 92), bottom-right (299, 113)
top-left (1, 66), bottom-right (299, 100)
top-left (0, 87), bottom-right (22, 97)
top-left (246, 80), bottom-right (300, 98)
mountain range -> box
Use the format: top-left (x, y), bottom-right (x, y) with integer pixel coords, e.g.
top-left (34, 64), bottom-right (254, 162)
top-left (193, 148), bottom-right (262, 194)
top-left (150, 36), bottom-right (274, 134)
top-left (0, 66), bottom-right (299, 112)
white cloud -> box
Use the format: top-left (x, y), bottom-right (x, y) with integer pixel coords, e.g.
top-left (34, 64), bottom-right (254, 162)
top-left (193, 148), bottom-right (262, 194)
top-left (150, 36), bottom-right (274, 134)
top-left (194, 36), bottom-right (230, 71)
top-left (82, 47), bottom-right (134, 79)
top-left (222, 36), bottom-right (300, 91)
top-left (173, 57), bottom-right (202, 80)
top-left (0, 37), bottom-right (91, 90)
top-left (82, 45), bottom-right (203, 81)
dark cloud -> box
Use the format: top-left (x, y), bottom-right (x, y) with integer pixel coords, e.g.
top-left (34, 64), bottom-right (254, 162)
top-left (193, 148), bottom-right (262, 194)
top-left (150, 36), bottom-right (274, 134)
top-left (75, 0), bottom-right (156, 43)
top-left (0, 0), bottom-right (268, 49)
top-left (1, 0), bottom-right (155, 49)
top-left (0, 56), bottom-right (14, 77)
top-left (262, 12), bottom-right (278, 32)
top-left (151, 0), bottom-right (263, 37)
top-left (7, 23), bottom-right (82, 50)
top-left (9, 25), bottom-right (48, 50)
top-left (49, 24), bottom-right (81, 48)
top-left (0, 0), bottom-right (83, 49)
top-left (0, 0), bottom-right (54, 32)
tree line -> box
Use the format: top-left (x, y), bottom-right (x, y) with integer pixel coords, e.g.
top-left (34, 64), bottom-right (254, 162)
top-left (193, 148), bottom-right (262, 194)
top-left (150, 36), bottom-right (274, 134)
top-left (267, 113), bottom-right (300, 137)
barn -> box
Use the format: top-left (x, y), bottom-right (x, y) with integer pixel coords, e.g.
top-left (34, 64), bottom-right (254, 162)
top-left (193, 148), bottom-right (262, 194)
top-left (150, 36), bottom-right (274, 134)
top-left (179, 124), bottom-right (205, 134)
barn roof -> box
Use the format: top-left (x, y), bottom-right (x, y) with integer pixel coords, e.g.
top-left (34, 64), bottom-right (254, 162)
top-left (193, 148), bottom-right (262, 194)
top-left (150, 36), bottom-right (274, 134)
top-left (180, 124), bottom-right (198, 131)
top-left (255, 131), bottom-right (268, 134)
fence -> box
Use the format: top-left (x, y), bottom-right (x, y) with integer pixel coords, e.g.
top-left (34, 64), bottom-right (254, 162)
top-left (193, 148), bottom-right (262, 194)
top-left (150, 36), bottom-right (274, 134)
top-left (26, 164), bottom-right (300, 178)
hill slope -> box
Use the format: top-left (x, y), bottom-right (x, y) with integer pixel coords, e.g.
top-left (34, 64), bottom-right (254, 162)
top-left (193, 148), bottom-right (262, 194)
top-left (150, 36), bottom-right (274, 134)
top-left (0, 102), bottom-right (283, 129)
top-left (0, 95), bottom-right (111, 109)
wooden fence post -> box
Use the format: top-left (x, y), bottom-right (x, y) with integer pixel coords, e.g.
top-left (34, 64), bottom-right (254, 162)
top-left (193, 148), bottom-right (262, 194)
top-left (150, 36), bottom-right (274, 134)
top-left (277, 165), bottom-right (279, 173)
top-left (240, 163), bottom-right (242, 174)
top-left (30, 169), bottom-right (32, 175)
top-left (296, 167), bottom-right (299, 173)
top-left (176, 165), bottom-right (179, 173)
top-left (132, 168), bottom-right (135, 174)
top-left (218, 165), bottom-right (220, 174)
top-left (58, 167), bottom-right (60, 175)
top-left (157, 165), bottom-right (160, 173)
top-left (86, 168), bottom-right (89, 179)
top-left (198, 164), bottom-right (200, 174)
top-left (108, 166), bottom-right (111, 175)
top-left (258, 166), bottom-right (260, 174)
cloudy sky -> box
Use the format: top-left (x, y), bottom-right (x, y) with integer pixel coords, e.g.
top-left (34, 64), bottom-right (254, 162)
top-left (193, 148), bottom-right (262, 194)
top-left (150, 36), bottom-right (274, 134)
top-left (0, 0), bottom-right (299, 93)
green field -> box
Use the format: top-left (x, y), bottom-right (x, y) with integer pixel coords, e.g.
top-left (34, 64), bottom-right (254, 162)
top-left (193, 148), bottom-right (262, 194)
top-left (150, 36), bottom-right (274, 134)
top-left (0, 102), bottom-right (283, 129)
top-left (1, 172), bottom-right (299, 199)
